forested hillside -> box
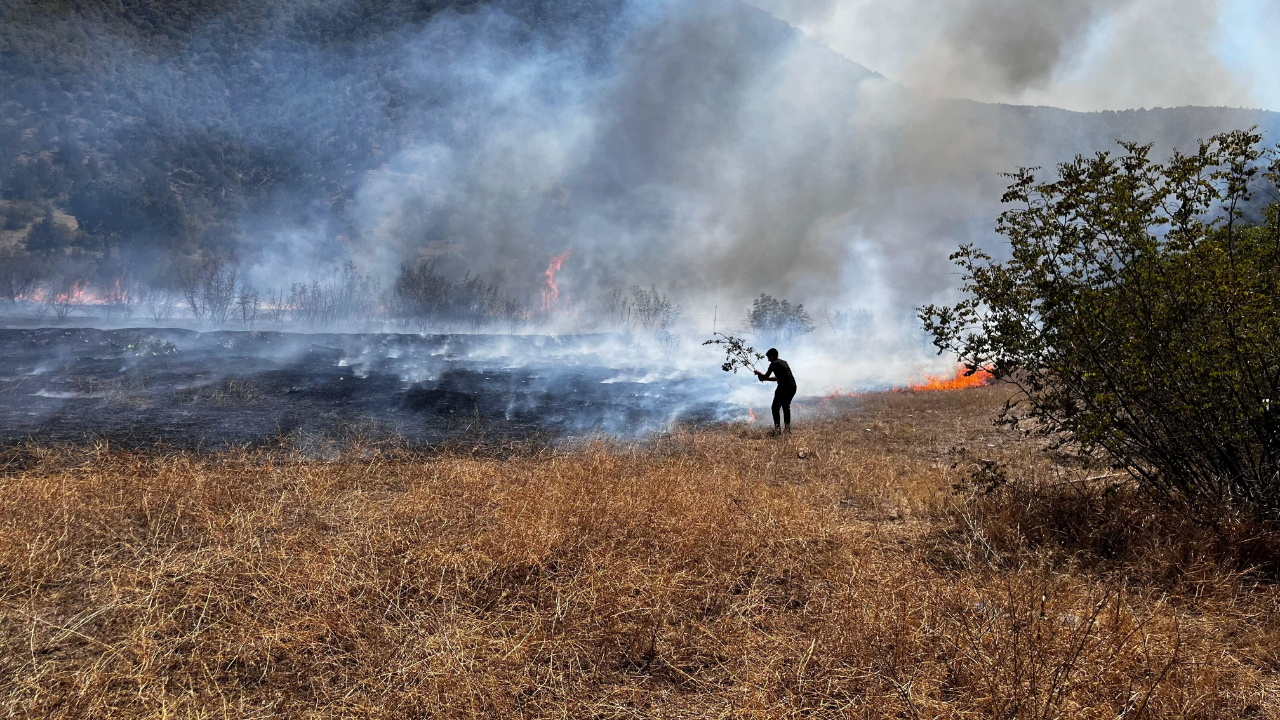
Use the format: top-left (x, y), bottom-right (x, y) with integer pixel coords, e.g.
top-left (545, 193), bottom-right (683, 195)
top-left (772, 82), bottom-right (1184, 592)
top-left (0, 0), bottom-right (621, 280)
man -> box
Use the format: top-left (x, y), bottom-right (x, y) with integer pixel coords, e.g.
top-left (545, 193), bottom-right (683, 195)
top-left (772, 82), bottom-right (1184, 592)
top-left (754, 348), bottom-right (796, 433)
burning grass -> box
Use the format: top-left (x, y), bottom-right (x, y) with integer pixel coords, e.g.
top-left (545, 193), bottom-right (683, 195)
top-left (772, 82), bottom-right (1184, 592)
top-left (2, 387), bottom-right (1279, 717)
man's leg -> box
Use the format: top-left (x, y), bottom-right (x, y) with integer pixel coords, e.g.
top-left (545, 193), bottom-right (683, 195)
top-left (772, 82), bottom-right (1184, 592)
top-left (782, 388), bottom-right (794, 430)
top-left (771, 393), bottom-right (783, 429)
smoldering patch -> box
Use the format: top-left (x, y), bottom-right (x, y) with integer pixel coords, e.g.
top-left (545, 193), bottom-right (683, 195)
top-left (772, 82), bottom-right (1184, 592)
top-left (0, 327), bottom-right (739, 449)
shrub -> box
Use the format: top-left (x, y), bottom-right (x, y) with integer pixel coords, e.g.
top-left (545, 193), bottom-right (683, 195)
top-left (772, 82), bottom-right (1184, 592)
top-left (175, 258), bottom-right (237, 325)
top-left (24, 211), bottom-right (72, 255)
top-left (41, 277), bottom-right (85, 322)
top-left (921, 129), bottom-right (1280, 520)
top-left (393, 261), bottom-right (522, 329)
top-left (136, 286), bottom-right (177, 323)
top-left (630, 284), bottom-right (679, 331)
top-left (2, 201), bottom-right (39, 231)
top-left (287, 262), bottom-right (378, 327)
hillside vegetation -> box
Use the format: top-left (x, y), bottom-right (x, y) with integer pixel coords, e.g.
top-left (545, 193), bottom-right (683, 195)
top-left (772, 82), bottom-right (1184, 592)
top-left (3, 388), bottom-right (1278, 717)
top-left (0, 0), bottom-right (619, 267)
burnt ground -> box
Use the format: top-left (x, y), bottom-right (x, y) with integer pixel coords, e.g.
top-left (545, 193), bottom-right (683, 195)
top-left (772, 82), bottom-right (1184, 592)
top-left (0, 328), bottom-right (736, 449)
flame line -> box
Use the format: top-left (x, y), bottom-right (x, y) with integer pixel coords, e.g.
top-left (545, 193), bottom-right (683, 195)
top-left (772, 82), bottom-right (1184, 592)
top-left (821, 365), bottom-right (993, 402)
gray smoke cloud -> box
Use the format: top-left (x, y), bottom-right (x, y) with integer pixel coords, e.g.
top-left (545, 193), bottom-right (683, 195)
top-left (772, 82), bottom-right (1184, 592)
top-left (288, 0), bottom-right (1274, 358)
top-left (751, 0), bottom-right (1251, 111)
top-left (339, 0), bottom-right (933, 318)
top-left (928, 0), bottom-right (1127, 94)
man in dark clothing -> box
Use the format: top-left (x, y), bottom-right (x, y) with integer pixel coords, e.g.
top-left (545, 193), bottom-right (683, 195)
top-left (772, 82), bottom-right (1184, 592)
top-left (755, 348), bottom-right (797, 432)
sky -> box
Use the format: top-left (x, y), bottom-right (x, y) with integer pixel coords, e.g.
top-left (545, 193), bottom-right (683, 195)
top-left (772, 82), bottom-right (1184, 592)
top-left (750, 0), bottom-right (1280, 112)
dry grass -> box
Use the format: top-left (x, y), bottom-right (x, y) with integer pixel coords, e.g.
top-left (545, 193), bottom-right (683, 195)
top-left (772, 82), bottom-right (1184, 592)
top-left (2, 386), bottom-right (1279, 718)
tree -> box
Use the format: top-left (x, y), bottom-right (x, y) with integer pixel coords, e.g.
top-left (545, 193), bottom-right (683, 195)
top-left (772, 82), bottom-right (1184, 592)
top-left (0, 248), bottom-right (43, 302)
top-left (25, 211), bottom-right (71, 255)
top-left (631, 285), bottom-right (680, 330)
top-left (746, 294), bottom-right (814, 341)
top-left (920, 129), bottom-right (1280, 519)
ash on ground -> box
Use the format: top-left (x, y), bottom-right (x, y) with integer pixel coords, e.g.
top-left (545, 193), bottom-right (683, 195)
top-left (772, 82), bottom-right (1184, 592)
top-left (1, 328), bottom-right (734, 449)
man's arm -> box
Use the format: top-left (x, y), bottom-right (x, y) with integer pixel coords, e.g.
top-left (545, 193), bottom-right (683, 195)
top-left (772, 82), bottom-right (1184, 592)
top-left (755, 365), bottom-right (777, 382)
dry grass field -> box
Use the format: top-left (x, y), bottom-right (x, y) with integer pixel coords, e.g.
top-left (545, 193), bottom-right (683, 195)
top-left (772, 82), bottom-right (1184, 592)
top-left (3, 386), bottom-right (1280, 718)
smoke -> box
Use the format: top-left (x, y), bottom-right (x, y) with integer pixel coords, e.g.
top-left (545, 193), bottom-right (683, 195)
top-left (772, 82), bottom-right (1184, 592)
top-left (922, 0), bottom-right (1128, 95)
top-left (751, 0), bottom-right (1252, 110)
top-left (339, 0), bottom-right (914, 313)
top-left (335, 0), bottom-right (1270, 326)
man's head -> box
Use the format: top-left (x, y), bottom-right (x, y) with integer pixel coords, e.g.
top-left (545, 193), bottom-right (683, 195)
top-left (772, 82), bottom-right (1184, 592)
top-left (766, 348), bottom-right (778, 361)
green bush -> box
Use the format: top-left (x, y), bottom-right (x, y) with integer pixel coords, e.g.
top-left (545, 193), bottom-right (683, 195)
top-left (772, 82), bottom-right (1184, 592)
top-left (921, 129), bottom-right (1280, 520)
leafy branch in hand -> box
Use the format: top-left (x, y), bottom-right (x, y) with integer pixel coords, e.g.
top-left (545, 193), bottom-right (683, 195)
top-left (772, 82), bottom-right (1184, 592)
top-left (703, 332), bottom-right (765, 374)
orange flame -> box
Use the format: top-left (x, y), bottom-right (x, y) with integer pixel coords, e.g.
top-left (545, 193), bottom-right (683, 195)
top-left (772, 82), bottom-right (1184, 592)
top-left (105, 278), bottom-right (128, 305)
top-left (57, 280), bottom-right (89, 305)
top-left (820, 365), bottom-right (993, 401)
top-left (747, 408), bottom-right (757, 423)
top-left (17, 279), bottom-right (114, 306)
top-left (904, 366), bottom-right (993, 392)
top-left (541, 251), bottom-right (572, 311)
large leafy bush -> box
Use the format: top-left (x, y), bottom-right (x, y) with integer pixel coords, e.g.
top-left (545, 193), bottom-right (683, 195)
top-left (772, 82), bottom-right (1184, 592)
top-left (922, 130), bottom-right (1280, 519)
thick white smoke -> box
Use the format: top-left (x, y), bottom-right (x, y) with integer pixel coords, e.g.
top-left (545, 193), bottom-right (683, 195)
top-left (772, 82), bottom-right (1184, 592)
top-left (751, 0), bottom-right (1254, 111)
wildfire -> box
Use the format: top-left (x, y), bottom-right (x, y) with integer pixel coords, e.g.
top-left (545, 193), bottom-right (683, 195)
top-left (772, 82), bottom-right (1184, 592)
top-left (59, 280), bottom-right (89, 305)
top-left (821, 365), bottom-right (993, 402)
top-left (541, 251), bottom-right (572, 311)
top-left (16, 279), bottom-right (111, 306)
top-left (747, 408), bottom-right (757, 423)
top-left (107, 278), bottom-right (128, 305)
top-left (904, 366), bottom-right (993, 392)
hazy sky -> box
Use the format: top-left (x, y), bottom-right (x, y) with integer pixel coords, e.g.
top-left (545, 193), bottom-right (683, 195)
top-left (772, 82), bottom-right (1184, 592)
top-left (751, 0), bottom-right (1280, 112)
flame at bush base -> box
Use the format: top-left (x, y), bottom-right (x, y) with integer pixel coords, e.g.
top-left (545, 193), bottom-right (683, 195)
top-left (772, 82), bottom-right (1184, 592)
top-left (905, 366), bottom-right (993, 392)
top-left (822, 365), bottom-right (993, 402)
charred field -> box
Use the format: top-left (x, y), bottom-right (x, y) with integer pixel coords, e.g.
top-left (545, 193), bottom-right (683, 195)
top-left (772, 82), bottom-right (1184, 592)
top-left (0, 326), bottom-right (735, 450)
top-left (3, 385), bottom-right (1279, 718)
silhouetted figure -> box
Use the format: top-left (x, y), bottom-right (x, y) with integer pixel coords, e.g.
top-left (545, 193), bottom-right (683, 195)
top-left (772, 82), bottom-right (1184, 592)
top-left (755, 348), bottom-right (796, 432)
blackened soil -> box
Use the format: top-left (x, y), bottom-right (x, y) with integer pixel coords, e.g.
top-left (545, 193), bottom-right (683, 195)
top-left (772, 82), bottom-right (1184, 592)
top-left (0, 328), bottom-right (732, 449)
